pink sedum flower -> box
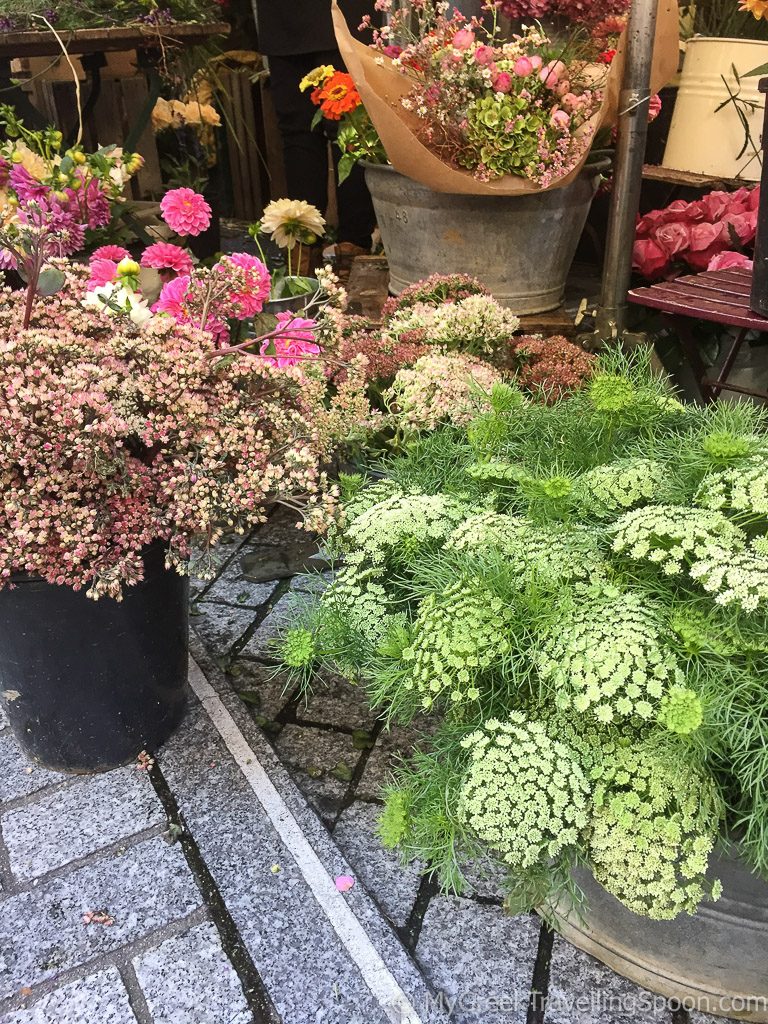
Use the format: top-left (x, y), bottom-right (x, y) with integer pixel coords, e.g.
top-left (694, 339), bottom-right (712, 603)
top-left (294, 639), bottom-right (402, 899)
top-left (141, 242), bottom-right (194, 276)
top-left (91, 245), bottom-right (131, 263)
top-left (261, 312), bottom-right (321, 367)
top-left (160, 187), bottom-right (212, 236)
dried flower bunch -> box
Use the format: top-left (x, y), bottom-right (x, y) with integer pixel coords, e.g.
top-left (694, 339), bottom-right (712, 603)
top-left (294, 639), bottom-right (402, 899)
top-left (367, 0), bottom-right (607, 184)
top-left (278, 352), bottom-right (768, 920)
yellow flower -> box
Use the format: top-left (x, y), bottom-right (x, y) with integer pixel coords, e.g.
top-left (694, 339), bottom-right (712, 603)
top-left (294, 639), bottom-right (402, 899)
top-left (259, 198), bottom-right (326, 248)
top-left (152, 98), bottom-right (174, 132)
top-left (739, 0), bottom-right (768, 17)
top-left (11, 140), bottom-right (48, 181)
top-left (299, 65), bottom-right (335, 92)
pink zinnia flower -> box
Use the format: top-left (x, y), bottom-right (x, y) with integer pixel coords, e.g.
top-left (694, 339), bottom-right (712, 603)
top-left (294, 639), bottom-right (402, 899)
top-left (224, 253), bottom-right (271, 317)
top-left (87, 258), bottom-right (118, 289)
top-left (261, 312), bottom-right (320, 367)
top-left (160, 188), bottom-right (212, 237)
top-left (153, 274), bottom-right (192, 319)
top-left (91, 245), bottom-right (131, 263)
top-left (141, 242), bottom-right (194, 276)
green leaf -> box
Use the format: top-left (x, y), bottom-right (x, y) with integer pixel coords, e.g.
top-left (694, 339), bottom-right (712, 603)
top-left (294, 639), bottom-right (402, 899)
top-left (338, 152), bottom-right (357, 186)
top-left (744, 62), bottom-right (768, 77)
top-left (237, 690), bottom-right (262, 706)
top-left (310, 107), bottom-right (325, 130)
top-left (284, 275), bottom-right (314, 296)
top-left (252, 311), bottom-right (278, 336)
top-left (35, 267), bottom-right (66, 297)
top-left (59, 154), bottom-right (73, 174)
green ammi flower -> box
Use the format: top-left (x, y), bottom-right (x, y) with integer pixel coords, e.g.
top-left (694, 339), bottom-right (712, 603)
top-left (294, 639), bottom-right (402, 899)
top-left (280, 627), bottom-right (316, 668)
top-left (578, 458), bottom-right (669, 514)
top-left (658, 686), bottom-right (703, 735)
top-left (459, 712), bottom-right (591, 869)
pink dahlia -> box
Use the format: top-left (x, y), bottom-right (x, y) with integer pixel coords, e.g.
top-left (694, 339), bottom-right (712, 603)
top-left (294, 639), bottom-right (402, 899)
top-left (87, 258), bottom-right (119, 289)
top-left (141, 242), bottom-right (194, 276)
top-left (160, 188), bottom-right (212, 237)
top-left (152, 274), bottom-right (192, 320)
top-left (261, 312), bottom-right (320, 367)
top-left (92, 245), bottom-right (131, 263)
top-left (224, 253), bottom-right (271, 317)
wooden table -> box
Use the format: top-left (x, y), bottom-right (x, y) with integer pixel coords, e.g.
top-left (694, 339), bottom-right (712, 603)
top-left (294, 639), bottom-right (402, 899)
top-left (629, 267), bottom-right (768, 402)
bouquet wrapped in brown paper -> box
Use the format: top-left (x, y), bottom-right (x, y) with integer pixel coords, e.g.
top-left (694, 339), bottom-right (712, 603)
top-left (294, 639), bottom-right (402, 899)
top-left (331, 0), bottom-right (679, 195)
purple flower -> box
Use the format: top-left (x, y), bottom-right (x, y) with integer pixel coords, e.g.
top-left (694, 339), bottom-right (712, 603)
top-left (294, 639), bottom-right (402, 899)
top-left (9, 164), bottom-right (48, 202)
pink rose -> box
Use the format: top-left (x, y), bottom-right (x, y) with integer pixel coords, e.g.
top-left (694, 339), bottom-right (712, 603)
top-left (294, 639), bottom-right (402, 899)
top-left (747, 186), bottom-right (760, 211)
top-left (707, 251), bottom-right (754, 272)
top-left (513, 56), bottom-right (533, 77)
top-left (726, 211), bottom-right (758, 245)
top-left (681, 200), bottom-right (706, 223)
top-left (685, 244), bottom-right (726, 271)
top-left (655, 221), bottom-right (691, 257)
top-left (452, 28), bottom-right (475, 50)
top-left (474, 45), bottom-right (495, 66)
top-left (529, 55), bottom-right (543, 70)
top-left (492, 71), bottom-right (513, 93)
top-left (636, 208), bottom-right (671, 237)
top-left (633, 238), bottom-right (670, 279)
top-left (698, 191), bottom-right (731, 222)
top-left (540, 60), bottom-right (567, 87)
top-left (551, 109), bottom-right (571, 128)
top-left (555, 79), bottom-right (571, 97)
top-left (560, 93), bottom-right (583, 113)
top-left (689, 221), bottom-right (726, 252)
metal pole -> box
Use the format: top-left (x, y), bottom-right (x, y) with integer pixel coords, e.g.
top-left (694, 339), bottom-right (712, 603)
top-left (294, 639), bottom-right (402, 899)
top-left (590, 0), bottom-right (659, 345)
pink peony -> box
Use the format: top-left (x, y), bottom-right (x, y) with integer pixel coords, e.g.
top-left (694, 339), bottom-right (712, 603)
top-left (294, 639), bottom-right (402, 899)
top-left (261, 312), bottom-right (321, 367)
top-left (560, 93), bottom-right (583, 113)
top-left (87, 258), bottom-right (119, 289)
top-left (707, 251), bottom-right (754, 272)
top-left (141, 242), bottom-right (194, 276)
top-left (224, 253), bottom-right (271, 317)
top-left (160, 188), bottom-right (212, 237)
top-left (492, 71), bottom-right (513, 93)
top-left (153, 274), bottom-right (192, 319)
top-left (633, 238), bottom-right (669, 279)
top-left (513, 56), bottom-right (533, 77)
top-left (654, 221), bottom-right (691, 257)
top-left (474, 45), bottom-right (496, 66)
top-left (452, 28), bottom-right (475, 49)
top-left (91, 245), bottom-right (131, 263)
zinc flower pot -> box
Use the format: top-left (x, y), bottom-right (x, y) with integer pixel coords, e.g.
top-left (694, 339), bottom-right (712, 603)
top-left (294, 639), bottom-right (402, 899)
top-left (0, 542), bottom-right (189, 774)
top-left (663, 38), bottom-right (768, 181)
top-left (264, 278), bottom-right (319, 315)
top-left (552, 847), bottom-right (768, 1020)
top-left (363, 161), bottom-right (607, 314)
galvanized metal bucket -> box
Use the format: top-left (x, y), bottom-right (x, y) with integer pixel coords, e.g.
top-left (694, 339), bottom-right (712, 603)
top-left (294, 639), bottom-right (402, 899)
top-left (363, 161), bottom-right (607, 314)
top-left (552, 847), bottom-right (768, 1020)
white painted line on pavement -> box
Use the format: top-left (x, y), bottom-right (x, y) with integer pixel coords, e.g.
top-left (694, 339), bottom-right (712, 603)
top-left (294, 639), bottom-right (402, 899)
top-left (189, 659), bottom-right (423, 1024)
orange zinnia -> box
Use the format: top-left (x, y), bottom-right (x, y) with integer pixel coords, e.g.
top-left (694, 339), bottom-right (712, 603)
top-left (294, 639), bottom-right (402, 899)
top-left (318, 71), bottom-right (361, 119)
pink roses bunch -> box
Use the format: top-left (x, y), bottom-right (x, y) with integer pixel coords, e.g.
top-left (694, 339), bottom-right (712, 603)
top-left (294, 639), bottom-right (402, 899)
top-left (499, 0), bottom-right (629, 33)
top-left (633, 187), bottom-right (760, 280)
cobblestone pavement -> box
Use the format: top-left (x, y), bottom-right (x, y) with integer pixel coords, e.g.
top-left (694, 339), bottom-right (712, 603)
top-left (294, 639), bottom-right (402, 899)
top-left (0, 510), bottom-right (741, 1024)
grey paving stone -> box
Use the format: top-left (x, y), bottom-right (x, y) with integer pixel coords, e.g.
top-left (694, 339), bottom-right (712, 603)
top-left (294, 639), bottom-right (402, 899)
top-left (289, 569), bottom-right (334, 594)
top-left (133, 921), bottom-right (250, 1024)
top-left (189, 530), bottom-right (251, 598)
top-left (356, 723), bottom-right (427, 802)
top-left (415, 896), bottom-right (540, 1023)
top-left (2, 766), bottom-right (164, 882)
top-left (334, 802), bottom-right (422, 928)
top-left (192, 603), bottom-right (261, 658)
top-left (545, 935), bottom-right (669, 1024)
top-left (0, 703), bottom-right (7, 730)
top-left (297, 669), bottom-right (378, 730)
top-left (156, 705), bottom-right (391, 1024)
top-left (0, 836), bottom-right (200, 999)
top-left (690, 1011), bottom-right (745, 1023)
top-left (459, 856), bottom-right (509, 902)
top-left (200, 555), bottom-right (279, 609)
top-left (274, 725), bottom-right (359, 824)
top-left (250, 506), bottom-right (318, 549)
top-left (239, 593), bottom-right (304, 662)
top-left (230, 660), bottom-right (296, 719)
top-left (0, 734), bottom-right (72, 804)
top-left (0, 966), bottom-right (137, 1024)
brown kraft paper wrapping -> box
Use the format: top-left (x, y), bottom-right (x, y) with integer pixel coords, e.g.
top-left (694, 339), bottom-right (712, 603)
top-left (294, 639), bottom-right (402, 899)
top-left (332, 0), bottom-right (679, 195)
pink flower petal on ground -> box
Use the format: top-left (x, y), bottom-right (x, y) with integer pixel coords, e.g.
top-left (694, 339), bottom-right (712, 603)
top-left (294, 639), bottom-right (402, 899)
top-left (335, 875), bottom-right (355, 892)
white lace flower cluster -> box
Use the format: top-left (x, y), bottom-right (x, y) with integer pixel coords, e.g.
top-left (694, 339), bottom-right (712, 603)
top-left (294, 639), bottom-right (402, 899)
top-left (611, 505), bottom-right (744, 576)
top-left (578, 458), bottom-right (669, 515)
top-left (459, 713), bottom-right (591, 869)
top-left (689, 545), bottom-right (768, 613)
top-left (589, 737), bottom-right (722, 920)
top-left (400, 579), bottom-right (514, 709)
top-left (344, 492), bottom-right (469, 565)
top-left (696, 457), bottom-right (768, 518)
top-left (323, 565), bottom-right (400, 645)
top-left (537, 587), bottom-right (684, 723)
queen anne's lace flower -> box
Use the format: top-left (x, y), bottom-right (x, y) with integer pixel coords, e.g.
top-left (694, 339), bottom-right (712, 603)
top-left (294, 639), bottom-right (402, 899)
top-left (589, 736), bottom-right (722, 920)
top-left (578, 458), bottom-right (669, 514)
top-left (689, 546), bottom-right (768, 612)
top-left (401, 580), bottom-right (515, 709)
top-left (344, 492), bottom-right (470, 565)
top-left (459, 713), bottom-right (591, 868)
top-left (281, 628), bottom-right (316, 668)
top-left (538, 587), bottom-right (684, 723)
top-left (611, 505), bottom-right (744, 576)
top-left (696, 457), bottom-right (768, 518)
top-left (323, 565), bottom-right (400, 645)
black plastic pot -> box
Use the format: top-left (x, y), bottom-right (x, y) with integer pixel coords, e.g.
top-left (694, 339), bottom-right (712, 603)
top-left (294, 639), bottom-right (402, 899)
top-left (0, 542), bottom-right (189, 773)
